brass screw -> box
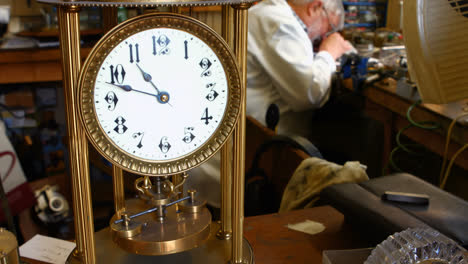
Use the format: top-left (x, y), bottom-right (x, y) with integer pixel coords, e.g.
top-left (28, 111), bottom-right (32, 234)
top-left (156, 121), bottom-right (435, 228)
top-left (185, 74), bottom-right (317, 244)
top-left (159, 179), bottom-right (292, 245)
top-left (122, 213), bottom-right (130, 228)
top-left (188, 189), bottom-right (197, 203)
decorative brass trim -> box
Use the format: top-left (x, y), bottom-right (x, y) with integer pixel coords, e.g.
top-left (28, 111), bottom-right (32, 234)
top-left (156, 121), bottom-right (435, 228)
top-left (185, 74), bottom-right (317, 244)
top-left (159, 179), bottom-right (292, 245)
top-left (37, 0), bottom-right (257, 7)
top-left (78, 12), bottom-right (241, 176)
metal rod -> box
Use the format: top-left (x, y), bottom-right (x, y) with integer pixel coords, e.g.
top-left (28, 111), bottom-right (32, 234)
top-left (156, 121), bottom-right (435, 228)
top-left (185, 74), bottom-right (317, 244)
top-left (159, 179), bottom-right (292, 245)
top-left (165, 196), bottom-right (190, 207)
top-left (222, 5), bottom-right (233, 47)
top-left (171, 6), bottom-right (182, 13)
top-left (219, 5), bottom-right (234, 240)
top-left (114, 207), bottom-right (158, 224)
top-left (113, 165), bottom-right (125, 219)
top-left (113, 196), bottom-right (190, 224)
top-left (57, 5), bottom-right (96, 263)
top-left (219, 138), bottom-right (233, 240)
top-left (231, 3), bottom-right (252, 263)
top-left (102, 6), bottom-right (118, 33)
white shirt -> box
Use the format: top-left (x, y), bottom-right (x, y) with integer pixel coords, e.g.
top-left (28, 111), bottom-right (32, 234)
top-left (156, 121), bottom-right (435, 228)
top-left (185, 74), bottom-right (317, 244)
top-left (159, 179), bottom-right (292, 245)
top-left (247, 0), bottom-right (337, 135)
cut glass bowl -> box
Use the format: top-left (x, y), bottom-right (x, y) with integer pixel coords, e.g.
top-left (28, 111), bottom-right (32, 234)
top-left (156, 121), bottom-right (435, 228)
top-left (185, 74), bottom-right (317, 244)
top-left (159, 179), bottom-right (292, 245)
top-left (365, 228), bottom-right (468, 264)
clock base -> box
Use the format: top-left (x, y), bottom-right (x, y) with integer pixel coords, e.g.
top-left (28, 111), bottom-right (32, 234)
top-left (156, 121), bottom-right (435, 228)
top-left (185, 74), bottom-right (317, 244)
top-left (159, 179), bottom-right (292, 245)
top-left (109, 197), bottom-right (212, 256)
top-left (66, 222), bottom-right (254, 264)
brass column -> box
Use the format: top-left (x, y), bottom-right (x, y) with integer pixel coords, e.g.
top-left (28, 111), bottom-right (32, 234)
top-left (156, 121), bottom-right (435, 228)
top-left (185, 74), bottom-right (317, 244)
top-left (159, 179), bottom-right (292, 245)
top-left (113, 166), bottom-right (125, 219)
top-left (57, 6), bottom-right (96, 264)
top-left (102, 5), bottom-right (125, 222)
top-left (219, 138), bottom-right (233, 240)
top-left (102, 7), bottom-right (118, 33)
top-left (171, 6), bottom-right (182, 13)
top-left (231, 3), bottom-right (251, 263)
top-left (218, 4), bottom-right (234, 240)
top-left (222, 5), bottom-right (234, 48)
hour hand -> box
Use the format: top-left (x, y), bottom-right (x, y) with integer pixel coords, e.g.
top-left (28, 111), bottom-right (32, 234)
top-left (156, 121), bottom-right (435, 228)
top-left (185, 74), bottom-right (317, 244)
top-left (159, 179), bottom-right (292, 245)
top-left (136, 64), bottom-right (153, 82)
top-left (135, 64), bottom-right (161, 95)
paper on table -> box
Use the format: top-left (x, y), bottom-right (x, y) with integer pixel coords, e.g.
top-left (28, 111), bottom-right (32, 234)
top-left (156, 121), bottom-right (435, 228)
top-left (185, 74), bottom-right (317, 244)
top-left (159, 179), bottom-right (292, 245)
top-left (286, 219), bottom-right (325, 235)
top-left (19, 234), bottom-right (76, 264)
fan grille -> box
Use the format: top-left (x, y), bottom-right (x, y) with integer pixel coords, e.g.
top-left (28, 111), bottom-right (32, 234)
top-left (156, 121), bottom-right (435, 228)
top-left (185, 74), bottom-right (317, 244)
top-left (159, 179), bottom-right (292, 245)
top-left (448, 0), bottom-right (468, 18)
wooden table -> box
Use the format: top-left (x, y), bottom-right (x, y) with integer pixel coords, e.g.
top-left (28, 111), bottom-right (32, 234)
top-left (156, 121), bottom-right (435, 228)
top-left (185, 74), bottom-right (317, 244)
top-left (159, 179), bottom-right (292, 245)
top-left (20, 206), bottom-right (371, 264)
top-left (244, 206), bottom-right (373, 264)
top-left (345, 78), bottom-right (468, 173)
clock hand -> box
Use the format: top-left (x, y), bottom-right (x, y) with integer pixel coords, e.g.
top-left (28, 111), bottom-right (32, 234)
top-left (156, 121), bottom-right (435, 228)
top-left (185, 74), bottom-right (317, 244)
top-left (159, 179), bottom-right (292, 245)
top-left (106, 82), bottom-right (172, 106)
top-left (105, 82), bottom-right (157, 96)
top-left (135, 64), bottom-right (161, 95)
top-left (106, 83), bottom-right (133, 92)
top-left (135, 64), bottom-right (172, 106)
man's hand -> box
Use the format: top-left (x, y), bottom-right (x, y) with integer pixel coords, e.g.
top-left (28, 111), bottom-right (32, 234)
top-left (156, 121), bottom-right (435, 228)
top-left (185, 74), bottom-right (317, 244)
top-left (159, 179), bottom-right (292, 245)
top-left (318, 33), bottom-right (353, 60)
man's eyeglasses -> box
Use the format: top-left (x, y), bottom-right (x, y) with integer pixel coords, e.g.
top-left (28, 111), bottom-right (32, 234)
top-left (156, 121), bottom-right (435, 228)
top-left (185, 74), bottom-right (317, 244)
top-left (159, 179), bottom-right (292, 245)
top-left (322, 7), bottom-right (339, 37)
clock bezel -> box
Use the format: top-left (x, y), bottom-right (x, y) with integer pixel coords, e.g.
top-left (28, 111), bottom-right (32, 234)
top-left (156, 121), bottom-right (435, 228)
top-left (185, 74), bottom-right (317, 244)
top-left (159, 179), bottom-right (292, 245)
top-left (78, 12), bottom-right (241, 176)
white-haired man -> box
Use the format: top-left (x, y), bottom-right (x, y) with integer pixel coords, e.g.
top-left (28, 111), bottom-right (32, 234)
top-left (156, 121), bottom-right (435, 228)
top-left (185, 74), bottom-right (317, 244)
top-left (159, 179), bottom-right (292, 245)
top-left (185, 0), bottom-right (356, 209)
top-left (247, 0), bottom-right (353, 135)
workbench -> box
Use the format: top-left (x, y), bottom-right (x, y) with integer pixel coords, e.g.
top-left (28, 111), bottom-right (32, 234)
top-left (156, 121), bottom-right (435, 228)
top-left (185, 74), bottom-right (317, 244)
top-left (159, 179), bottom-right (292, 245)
top-left (360, 78), bottom-right (468, 171)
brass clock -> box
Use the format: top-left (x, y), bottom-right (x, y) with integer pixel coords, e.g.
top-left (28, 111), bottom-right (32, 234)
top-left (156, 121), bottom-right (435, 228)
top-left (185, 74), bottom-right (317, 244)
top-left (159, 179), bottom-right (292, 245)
top-left (78, 12), bottom-right (241, 176)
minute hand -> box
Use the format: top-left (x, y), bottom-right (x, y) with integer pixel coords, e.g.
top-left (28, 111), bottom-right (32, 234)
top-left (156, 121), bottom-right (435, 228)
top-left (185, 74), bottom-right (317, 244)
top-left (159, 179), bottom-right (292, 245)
top-left (106, 83), bottom-right (158, 98)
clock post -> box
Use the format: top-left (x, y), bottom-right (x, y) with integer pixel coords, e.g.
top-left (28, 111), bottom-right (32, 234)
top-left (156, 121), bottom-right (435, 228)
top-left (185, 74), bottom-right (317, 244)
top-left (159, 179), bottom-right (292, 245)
top-left (56, 5), bottom-right (96, 264)
top-left (38, 1), bottom-right (255, 263)
top-left (231, 3), bottom-right (253, 263)
top-left (218, 5), bottom-right (234, 242)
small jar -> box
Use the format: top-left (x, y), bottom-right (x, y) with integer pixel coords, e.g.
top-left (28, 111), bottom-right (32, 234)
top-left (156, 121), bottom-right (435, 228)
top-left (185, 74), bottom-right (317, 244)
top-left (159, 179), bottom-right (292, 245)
top-left (0, 228), bottom-right (19, 264)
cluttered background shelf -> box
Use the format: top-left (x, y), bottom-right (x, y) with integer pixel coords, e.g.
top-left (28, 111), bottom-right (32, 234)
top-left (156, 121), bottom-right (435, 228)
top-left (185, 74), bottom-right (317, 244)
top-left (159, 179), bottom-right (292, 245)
top-left (0, 47), bottom-right (93, 84)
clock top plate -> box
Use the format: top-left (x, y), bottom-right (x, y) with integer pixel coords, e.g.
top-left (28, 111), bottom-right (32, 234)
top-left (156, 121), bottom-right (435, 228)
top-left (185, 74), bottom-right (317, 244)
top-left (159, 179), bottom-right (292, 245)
top-left (37, 0), bottom-right (257, 7)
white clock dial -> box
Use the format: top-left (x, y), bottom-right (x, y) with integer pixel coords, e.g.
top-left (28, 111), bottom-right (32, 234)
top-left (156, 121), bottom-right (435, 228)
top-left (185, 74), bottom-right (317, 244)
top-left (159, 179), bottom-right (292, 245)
top-left (79, 13), bottom-right (241, 175)
top-left (93, 28), bottom-right (228, 161)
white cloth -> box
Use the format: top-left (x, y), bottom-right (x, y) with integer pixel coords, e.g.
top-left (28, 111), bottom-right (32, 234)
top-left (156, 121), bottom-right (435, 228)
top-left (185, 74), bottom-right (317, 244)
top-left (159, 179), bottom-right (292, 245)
top-left (247, 0), bottom-right (336, 134)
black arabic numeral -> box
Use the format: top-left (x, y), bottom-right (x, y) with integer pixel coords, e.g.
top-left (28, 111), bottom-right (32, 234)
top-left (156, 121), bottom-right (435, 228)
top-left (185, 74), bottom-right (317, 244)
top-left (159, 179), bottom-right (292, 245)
top-left (159, 137), bottom-right (171, 153)
top-left (184, 40), bottom-right (188, 59)
top-left (152, 36), bottom-right (157, 55)
top-left (110, 64), bottom-right (126, 84)
top-left (114, 116), bottom-right (128, 134)
top-left (183, 127), bottom-right (195, 143)
top-left (157, 35), bottom-right (171, 55)
top-left (199, 58), bottom-right (212, 77)
top-left (206, 89), bottom-right (219, 102)
top-left (109, 65), bottom-right (115, 84)
top-left (201, 108), bottom-right (213, 125)
top-left (128, 43), bottom-right (140, 63)
top-left (104, 91), bottom-right (118, 111)
top-left (133, 132), bottom-right (144, 148)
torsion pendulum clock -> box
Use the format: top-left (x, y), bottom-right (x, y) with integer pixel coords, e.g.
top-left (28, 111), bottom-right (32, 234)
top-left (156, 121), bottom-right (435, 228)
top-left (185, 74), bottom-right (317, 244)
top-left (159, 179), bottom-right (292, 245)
top-left (36, 0), bottom-right (255, 263)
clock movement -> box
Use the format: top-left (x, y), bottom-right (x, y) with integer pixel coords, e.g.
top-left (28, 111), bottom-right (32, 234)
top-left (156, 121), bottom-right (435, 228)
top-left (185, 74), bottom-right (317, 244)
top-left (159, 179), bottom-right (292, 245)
top-left (36, 1), bottom-right (255, 263)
